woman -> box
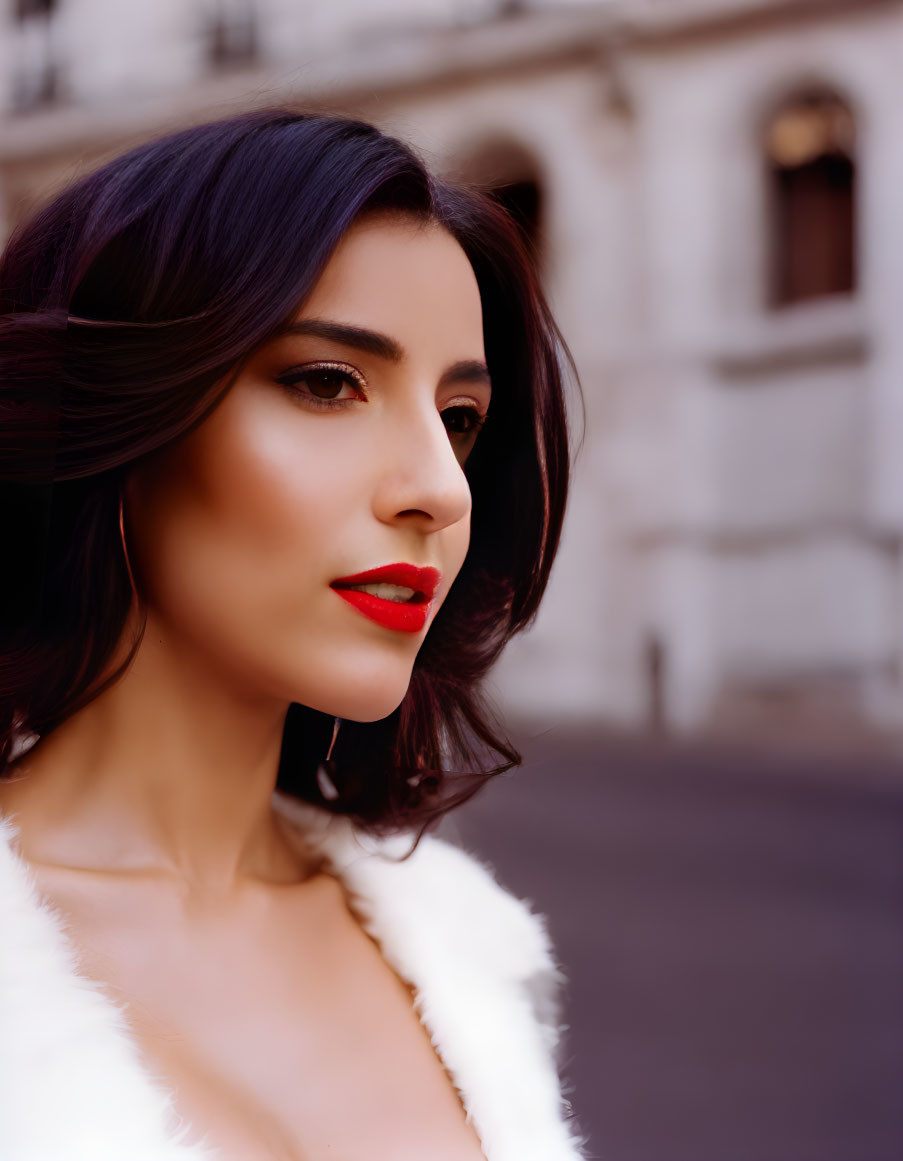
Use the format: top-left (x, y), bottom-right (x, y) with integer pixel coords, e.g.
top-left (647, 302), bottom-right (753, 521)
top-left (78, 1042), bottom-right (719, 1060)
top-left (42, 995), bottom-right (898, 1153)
top-left (0, 108), bottom-right (586, 1161)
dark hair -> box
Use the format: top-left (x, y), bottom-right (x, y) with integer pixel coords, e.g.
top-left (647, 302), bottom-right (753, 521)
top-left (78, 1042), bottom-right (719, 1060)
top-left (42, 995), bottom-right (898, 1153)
top-left (0, 106), bottom-right (581, 842)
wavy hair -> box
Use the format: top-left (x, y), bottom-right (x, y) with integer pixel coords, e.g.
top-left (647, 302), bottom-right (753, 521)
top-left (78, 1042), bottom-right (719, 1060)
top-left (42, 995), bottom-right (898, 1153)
top-left (0, 106), bottom-right (581, 842)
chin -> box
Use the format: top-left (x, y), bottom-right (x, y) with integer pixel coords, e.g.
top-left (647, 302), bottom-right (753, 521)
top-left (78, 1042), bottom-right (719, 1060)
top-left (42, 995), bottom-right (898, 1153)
top-left (300, 678), bottom-right (411, 724)
top-left (337, 694), bottom-right (408, 724)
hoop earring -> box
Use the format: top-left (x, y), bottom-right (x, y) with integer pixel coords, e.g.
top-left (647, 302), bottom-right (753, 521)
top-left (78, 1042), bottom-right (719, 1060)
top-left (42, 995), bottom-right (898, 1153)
top-left (118, 488), bottom-right (139, 604)
top-left (316, 717), bottom-right (342, 801)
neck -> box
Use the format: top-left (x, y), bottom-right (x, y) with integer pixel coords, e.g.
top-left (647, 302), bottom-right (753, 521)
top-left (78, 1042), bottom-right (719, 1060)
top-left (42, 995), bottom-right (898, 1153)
top-left (1, 609), bottom-right (310, 894)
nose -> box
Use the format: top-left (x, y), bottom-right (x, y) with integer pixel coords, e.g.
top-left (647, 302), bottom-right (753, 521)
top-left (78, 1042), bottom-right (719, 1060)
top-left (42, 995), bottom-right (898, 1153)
top-left (371, 397), bottom-right (472, 534)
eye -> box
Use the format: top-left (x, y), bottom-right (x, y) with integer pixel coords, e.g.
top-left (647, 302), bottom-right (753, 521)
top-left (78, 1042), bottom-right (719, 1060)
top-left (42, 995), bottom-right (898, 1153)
top-left (275, 361), bottom-right (366, 410)
top-left (441, 404), bottom-right (488, 440)
top-left (274, 362), bottom-right (489, 440)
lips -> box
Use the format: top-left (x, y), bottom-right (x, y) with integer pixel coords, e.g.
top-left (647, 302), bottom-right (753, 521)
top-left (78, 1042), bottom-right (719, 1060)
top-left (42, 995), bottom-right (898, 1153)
top-left (330, 563), bottom-right (441, 602)
top-left (330, 562), bottom-right (442, 634)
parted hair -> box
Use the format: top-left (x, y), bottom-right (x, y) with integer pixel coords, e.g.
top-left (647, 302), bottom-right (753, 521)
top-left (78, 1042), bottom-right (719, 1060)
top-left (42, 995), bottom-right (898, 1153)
top-left (0, 106), bottom-right (580, 841)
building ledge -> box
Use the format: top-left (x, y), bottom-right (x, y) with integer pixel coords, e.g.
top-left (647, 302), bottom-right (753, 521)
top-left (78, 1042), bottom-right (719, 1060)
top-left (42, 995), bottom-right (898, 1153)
top-left (711, 296), bottom-right (869, 381)
top-left (0, 6), bottom-right (616, 164)
top-left (623, 0), bottom-right (903, 46)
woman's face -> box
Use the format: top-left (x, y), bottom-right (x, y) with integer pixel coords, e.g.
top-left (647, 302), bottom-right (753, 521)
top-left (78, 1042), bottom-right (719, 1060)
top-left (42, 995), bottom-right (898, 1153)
top-left (127, 212), bottom-right (490, 721)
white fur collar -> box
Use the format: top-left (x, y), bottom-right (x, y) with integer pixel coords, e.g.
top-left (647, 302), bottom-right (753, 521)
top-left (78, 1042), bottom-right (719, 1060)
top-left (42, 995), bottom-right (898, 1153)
top-left (0, 795), bottom-right (586, 1161)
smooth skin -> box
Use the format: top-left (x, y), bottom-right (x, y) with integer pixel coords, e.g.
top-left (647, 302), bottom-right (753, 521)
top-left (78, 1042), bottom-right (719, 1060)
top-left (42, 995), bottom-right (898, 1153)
top-left (0, 211), bottom-right (493, 1161)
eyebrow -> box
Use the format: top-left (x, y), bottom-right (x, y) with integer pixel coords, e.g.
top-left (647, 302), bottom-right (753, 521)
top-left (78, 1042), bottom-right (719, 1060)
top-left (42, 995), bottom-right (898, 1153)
top-left (272, 318), bottom-right (491, 391)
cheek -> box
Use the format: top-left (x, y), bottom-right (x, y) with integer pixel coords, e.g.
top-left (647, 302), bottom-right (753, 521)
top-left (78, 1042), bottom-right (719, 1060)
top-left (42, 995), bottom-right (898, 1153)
top-left (130, 391), bottom-right (360, 642)
top-left (447, 508), bottom-right (471, 577)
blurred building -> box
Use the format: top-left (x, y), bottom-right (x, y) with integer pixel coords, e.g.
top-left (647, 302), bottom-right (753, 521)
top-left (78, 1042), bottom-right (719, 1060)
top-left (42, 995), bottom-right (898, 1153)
top-left (1, 0), bottom-right (901, 747)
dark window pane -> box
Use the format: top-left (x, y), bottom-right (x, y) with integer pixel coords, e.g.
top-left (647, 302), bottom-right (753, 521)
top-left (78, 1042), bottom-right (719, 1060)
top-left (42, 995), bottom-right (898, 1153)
top-left (207, 6), bottom-right (258, 68)
top-left (14, 0), bottom-right (55, 19)
top-left (766, 94), bottom-right (856, 307)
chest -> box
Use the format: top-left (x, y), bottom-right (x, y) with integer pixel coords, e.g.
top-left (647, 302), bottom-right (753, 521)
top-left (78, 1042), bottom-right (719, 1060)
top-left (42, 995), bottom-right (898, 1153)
top-left (28, 867), bottom-right (487, 1161)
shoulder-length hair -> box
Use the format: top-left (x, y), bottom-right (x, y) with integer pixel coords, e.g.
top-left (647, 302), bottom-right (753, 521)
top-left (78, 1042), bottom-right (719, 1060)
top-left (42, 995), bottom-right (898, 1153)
top-left (0, 106), bottom-right (580, 842)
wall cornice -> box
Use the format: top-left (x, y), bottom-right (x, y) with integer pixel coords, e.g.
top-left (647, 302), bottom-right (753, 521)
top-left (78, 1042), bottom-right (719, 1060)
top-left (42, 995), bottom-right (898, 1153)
top-left (0, 0), bottom-right (900, 165)
top-left (621, 0), bottom-right (903, 49)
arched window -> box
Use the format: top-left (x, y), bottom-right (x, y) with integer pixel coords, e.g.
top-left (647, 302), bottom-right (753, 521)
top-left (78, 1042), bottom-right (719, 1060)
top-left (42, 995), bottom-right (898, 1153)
top-left (488, 177), bottom-right (542, 262)
top-left (765, 90), bottom-right (857, 307)
top-left (452, 139), bottom-right (544, 268)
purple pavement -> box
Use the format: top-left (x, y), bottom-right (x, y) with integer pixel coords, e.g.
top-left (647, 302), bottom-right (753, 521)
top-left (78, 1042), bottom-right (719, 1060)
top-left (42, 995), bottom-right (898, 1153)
top-left (440, 725), bottom-right (903, 1161)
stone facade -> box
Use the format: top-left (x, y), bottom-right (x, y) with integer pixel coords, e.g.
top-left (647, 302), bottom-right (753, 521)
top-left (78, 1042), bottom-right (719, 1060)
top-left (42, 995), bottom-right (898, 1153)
top-left (2, 0), bottom-right (901, 743)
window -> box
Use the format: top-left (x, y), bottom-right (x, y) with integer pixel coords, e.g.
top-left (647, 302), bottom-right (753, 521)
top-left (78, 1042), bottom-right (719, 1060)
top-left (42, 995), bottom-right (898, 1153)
top-left (205, 0), bottom-right (258, 69)
top-left (765, 91), bottom-right (857, 307)
top-left (14, 0), bottom-right (56, 18)
top-left (489, 177), bottom-right (543, 262)
top-left (453, 139), bottom-right (544, 269)
top-left (10, 0), bottom-right (60, 112)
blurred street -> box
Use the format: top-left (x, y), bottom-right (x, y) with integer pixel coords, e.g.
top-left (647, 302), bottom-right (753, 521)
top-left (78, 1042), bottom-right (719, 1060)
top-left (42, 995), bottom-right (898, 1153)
top-left (441, 727), bottom-right (903, 1161)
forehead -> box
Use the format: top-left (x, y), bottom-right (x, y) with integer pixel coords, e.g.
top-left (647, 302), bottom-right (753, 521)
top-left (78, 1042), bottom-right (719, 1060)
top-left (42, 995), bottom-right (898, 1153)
top-left (298, 213), bottom-right (485, 355)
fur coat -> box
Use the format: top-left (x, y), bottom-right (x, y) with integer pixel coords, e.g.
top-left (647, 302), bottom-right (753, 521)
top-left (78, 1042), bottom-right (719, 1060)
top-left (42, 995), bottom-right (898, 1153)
top-left (0, 790), bottom-right (588, 1161)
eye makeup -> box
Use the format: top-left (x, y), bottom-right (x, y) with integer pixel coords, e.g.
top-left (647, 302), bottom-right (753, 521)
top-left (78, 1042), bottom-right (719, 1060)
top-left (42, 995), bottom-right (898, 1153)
top-left (275, 360), bottom-right (490, 441)
top-left (275, 360), bottom-right (366, 412)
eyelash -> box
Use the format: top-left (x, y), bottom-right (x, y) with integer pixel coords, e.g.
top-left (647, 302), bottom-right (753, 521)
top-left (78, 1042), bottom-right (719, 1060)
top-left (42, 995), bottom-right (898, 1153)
top-left (275, 360), bottom-right (489, 439)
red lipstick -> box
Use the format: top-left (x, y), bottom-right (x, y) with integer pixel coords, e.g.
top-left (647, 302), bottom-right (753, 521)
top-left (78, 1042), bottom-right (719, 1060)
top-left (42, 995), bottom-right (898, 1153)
top-left (329, 562), bottom-right (441, 634)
